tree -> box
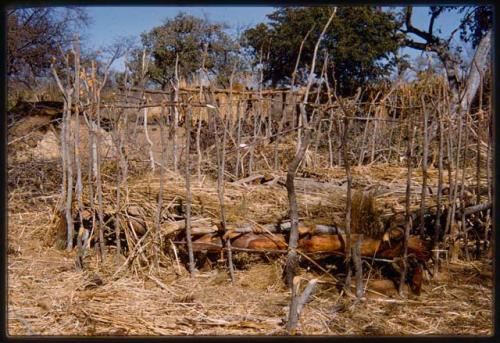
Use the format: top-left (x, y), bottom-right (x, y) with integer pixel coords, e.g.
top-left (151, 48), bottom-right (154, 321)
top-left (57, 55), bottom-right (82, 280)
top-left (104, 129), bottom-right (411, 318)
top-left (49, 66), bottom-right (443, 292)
top-left (7, 7), bottom-right (89, 90)
top-left (135, 13), bottom-right (238, 89)
top-left (242, 6), bottom-right (402, 95)
top-left (401, 5), bottom-right (492, 117)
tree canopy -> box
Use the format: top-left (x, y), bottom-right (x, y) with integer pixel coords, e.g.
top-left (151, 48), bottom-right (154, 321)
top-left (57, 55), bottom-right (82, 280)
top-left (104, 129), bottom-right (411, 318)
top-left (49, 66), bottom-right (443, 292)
top-left (136, 13), bottom-right (240, 89)
top-left (242, 6), bottom-right (402, 95)
top-left (7, 7), bottom-right (89, 84)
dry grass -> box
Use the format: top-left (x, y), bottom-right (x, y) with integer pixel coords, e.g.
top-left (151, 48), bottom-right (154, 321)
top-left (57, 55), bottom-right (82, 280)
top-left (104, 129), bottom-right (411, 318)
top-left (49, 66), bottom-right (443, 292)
top-left (7, 164), bottom-right (493, 336)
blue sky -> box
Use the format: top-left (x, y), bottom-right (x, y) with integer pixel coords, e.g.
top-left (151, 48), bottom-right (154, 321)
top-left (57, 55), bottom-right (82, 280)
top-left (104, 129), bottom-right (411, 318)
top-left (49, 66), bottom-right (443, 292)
top-left (82, 6), bottom-right (473, 71)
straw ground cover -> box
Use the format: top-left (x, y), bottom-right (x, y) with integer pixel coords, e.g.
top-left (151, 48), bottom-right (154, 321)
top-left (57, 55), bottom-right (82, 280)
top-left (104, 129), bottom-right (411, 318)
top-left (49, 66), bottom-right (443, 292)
top-left (7, 165), bottom-right (492, 336)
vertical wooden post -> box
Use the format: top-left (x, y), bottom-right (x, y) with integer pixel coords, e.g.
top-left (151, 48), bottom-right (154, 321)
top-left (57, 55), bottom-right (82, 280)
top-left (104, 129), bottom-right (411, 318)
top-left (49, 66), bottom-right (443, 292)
top-left (73, 35), bottom-right (85, 266)
top-left (342, 113), bottom-right (352, 292)
top-left (353, 236), bottom-right (363, 298)
top-left (284, 8), bottom-right (337, 288)
top-left (433, 84), bottom-right (445, 276)
top-left (419, 94), bottom-right (429, 237)
top-left (197, 44), bottom-right (208, 183)
top-left (400, 98), bottom-right (416, 297)
top-left (460, 112), bottom-right (470, 261)
top-left (286, 276), bottom-right (300, 335)
top-left (51, 52), bottom-right (74, 251)
top-left (235, 100), bottom-right (242, 178)
top-left (172, 54), bottom-right (180, 172)
top-left (449, 107), bottom-right (464, 262)
top-left (185, 105), bottom-right (196, 275)
top-left (207, 90), bottom-right (235, 283)
top-left (153, 105), bottom-right (167, 271)
top-left (64, 52), bottom-right (74, 252)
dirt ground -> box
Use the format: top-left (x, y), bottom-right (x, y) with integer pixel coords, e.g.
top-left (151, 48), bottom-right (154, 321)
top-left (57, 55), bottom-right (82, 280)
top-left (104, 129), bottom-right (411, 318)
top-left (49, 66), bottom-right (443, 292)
top-left (7, 180), bottom-right (493, 336)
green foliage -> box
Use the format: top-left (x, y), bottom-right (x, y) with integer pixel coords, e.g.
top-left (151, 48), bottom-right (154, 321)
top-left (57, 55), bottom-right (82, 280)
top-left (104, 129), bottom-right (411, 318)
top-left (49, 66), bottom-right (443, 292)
top-left (242, 7), bottom-right (402, 95)
top-left (135, 13), bottom-right (239, 88)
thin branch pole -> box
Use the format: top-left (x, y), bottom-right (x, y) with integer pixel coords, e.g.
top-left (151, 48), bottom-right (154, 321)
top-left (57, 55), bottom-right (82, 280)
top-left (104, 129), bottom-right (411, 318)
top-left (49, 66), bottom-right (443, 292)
top-left (138, 49), bottom-right (154, 172)
top-left (341, 114), bottom-right (353, 291)
top-left (433, 90), bottom-right (444, 276)
top-left (369, 108), bottom-right (379, 163)
top-left (185, 105), bottom-right (196, 275)
top-left (52, 71), bottom-right (67, 241)
top-left (172, 54), bottom-right (180, 172)
top-left (249, 47), bottom-right (264, 174)
top-left (73, 35), bottom-right (85, 268)
top-left (322, 68), bottom-right (335, 168)
top-left (63, 53), bottom-right (74, 251)
top-left (486, 93), bottom-right (492, 250)
top-left (274, 26), bottom-right (315, 170)
top-left (64, 95), bottom-right (74, 251)
top-left (312, 55), bottom-right (329, 167)
top-left (93, 61), bottom-right (106, 260)
top-left (284, 8), bottom-right (336, 287)
top-left (358, 94), bottom-right (379, 165)
top-left (207, 89), bottom-right (236, 283)
top-left (475, 72), bottom-right (483, 206)
top-left (143, 105), bottom-right (155, 171)
top-left (222, 115), bottom-right (236, 282)
top-left (287, 276), bottom-right (319, 334)
top-left (386, 96), bottom-right (399, 163)
top-left (286, 276), bottom-right (301, 334)
top-left (113, 111), bottom-right (122, 264)
top-left (460, 111), bottom-right (470, 261)
top-left (352, 235), bottom-right (363, 298)
top-left (114, 53), bottom-right (132, 262)
top-left (153, 105), bottom-right (167, 271)
top-left (83, 109), bottom-right (99, 259)
top-left (400, 99), bottom-right (416, 297)
top-left (334, 89), bottom-right (362, 293)
top-left (449, 104), bottom-right (464, 262)
top-left (52, 54), bottom-right (75, 251)
top-left (235, 100), bottom-right (242, 177)
top-left (444, 86), bottom-right (455, 238)
top-left (197, 44), bottom-right (208, 183)
top-left (419, 94), bottom-right (429, 237)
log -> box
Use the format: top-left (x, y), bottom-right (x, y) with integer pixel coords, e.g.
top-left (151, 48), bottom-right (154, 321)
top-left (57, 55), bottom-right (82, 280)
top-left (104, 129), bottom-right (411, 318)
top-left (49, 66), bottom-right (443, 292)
top-left (232, 174), bottom-right (264, 185)
top-left (191, 234), bottom-right (222, 252)
top-left (297, 234), bottom-right (382, 256)
top-left (462, 202), bottom-right (491, 216)
top-left (188, 231), bottom-right (431, 264)
top-left (292, 177), bottom-right (346, 194)
top-left (162, 218), bottom-right (216, 236)
top-left (232, 232), bottom-right (287, 250)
